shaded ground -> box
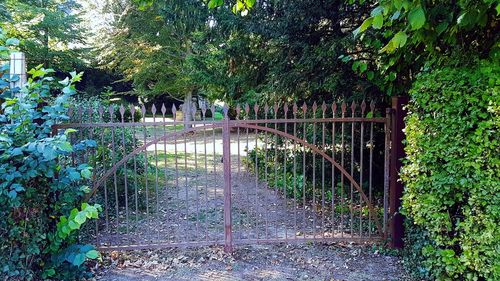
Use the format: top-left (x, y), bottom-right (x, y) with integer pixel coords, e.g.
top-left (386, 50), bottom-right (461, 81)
top-left (94, 243), bottom-right (406, 281)
top-left (90, 124), bottom-right (400, 280)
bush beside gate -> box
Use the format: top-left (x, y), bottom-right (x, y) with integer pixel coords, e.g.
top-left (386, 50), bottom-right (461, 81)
top-left (400, 59), bottom-right (500, 280)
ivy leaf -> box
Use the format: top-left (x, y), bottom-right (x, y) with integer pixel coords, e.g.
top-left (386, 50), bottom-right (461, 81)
top-left (408, 6), bottom-right (425, 30)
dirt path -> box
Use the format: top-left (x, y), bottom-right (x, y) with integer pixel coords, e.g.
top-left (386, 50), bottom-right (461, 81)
top-left (92, 129), bottom-right (405, 280)
top-left (94, 243), bottom-right (405, 281)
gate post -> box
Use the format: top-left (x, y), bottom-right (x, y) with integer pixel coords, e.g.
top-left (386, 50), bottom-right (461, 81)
top-left (389, 96), bottom-right (408, 248)
top-left (222, 105), bottom-right (233, 253)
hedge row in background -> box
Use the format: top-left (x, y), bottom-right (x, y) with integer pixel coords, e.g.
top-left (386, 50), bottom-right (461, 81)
top-left (401, 59), bottom-right (499, 280)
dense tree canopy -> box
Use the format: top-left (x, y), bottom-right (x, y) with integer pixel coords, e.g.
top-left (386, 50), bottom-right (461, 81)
top-left (2, 0), bottom-right (87, 71)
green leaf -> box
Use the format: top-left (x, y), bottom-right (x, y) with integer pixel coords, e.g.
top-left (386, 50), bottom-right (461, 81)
top-left (6, 38), bottom-right (20, 46)
top-left (372, 14), bottom-right (384, 29)
top-left (367, 71), bottom-right (374, 80)
top-left (64, 128), bottom-right (78, 135)
top-left (393, 31), bottom-right (408, 48)
top-left (85, 250), bottom-right (99, 259)
top-left (245, 0), bottom-right (256, 8)
top-left (370, 6), bottom-right (384, 17)
top-left (408, 6), bottom-right (425, 30)
top-left (81, 168), bottom-right (92, 179)
top-left (69, 171), bottom-right (81, 181)
top-left (436, 22), bottom-right (449, 35)
top-left (353, 17), bottom-right (373, 37)
top-left (72, 253), bottom-right (86, 266)
top-left (74, 212), bottom-right (86, 224)
top-left (207, 0), bottom-right (217, 9)
top-left (359, 62), bottom-right (368, 73)
top-left (68, 220), bottom-right (80, 230)
top-left (58, 142), bottom-right (73, 152)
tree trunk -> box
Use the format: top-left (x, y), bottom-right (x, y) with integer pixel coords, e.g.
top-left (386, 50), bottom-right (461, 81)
top-left (183, 90), bottom-right (193, 129)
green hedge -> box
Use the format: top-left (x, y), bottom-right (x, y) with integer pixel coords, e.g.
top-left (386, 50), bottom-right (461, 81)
top-left (400, 60), bottom-right (499, 280)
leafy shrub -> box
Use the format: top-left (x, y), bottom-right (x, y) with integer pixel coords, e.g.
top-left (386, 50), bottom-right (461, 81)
top-left (68, 96), bottom-right (153, 212)
top-left (401, 60), bottom-right (499, 280)
top-left (0, 36), bottom-right (101, 280)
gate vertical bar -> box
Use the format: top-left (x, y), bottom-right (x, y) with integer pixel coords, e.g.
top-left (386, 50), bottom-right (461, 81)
top-left (383, 108), bottom-right (391, 238)
top-left (389, 96), bottom-right (408, 248)
top-left (222, 105), bottom-right (233, 253)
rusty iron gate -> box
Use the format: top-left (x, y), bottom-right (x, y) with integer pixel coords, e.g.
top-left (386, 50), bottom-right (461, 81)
top-left (53, 100), bottom-right (393, 252)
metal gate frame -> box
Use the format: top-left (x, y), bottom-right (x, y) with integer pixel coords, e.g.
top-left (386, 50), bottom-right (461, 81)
top-left (53, 100), bottom-right (401, 252)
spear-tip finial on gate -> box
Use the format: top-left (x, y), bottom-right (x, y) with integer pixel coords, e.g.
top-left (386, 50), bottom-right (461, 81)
top-left (341, 102), bottom-right (347, 115)
top-left (200, 101), bottom-right (206, 117)
top-left (151, 104), bottom-right (157, 117)
top-left (191, 103), bottom-right (197, 116)
top-left (98, 105), bottom-right (104, 121)
top-left (244, 103), bottom-right (250, 114)
top-left (223, 104), bottom-right (229, 118)
top-left (119, 104), bottom-right (125, 122)
top-left (108, 105), bottom-right (114, 121)
top-left (171, 104), bottom-right (177, 120)
top-left (332, 102), bottom-right (337, 116)
top-left (235, 104), bottom-right (241, 119)
top-left (273, 103), bottom-right (279, 116)
top-left (292, 103), bottom-right (298, 116)
top-left (312, 101), bottom-right (317, 114)
top-left (253, 104), bottom-right (259, 116)
top-left (264, 103), bottom-right (270, 117)
top-left (161, 103), bottom-right (166, 116)
top-left (210, 104), bottom-right (216, 116)
top-left (370, 100), bottom-right (376, 115)
top-left (301, 102), bottom-right (307, 114)
top-left (361, 100), bottom-right (367, 116)
top-left (130, 104), bottom-right (136, 120)
top-left (284, 102), bottom-right (289, 115)
top-left (321, 101), bottom-right (327, 114)
top-left (350, 101), bottom-right (357, 116)
top-left (141, 104), bottom-right (146, 121)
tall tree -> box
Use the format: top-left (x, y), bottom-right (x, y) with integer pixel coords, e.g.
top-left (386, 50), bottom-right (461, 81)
top-left (2, 0), bottom-right (87, 71)
top-left (190, 0), bottom-right (376, 106)
top-left (100, 0), bottom-right (210, 122)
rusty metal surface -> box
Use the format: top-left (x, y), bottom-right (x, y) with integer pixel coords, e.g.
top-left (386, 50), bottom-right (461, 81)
top-left (53, 101), bottom-right (391, 252)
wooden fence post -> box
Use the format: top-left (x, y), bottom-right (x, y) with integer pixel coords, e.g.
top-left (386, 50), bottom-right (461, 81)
top-left (389, 96), bottom-right (408, 248)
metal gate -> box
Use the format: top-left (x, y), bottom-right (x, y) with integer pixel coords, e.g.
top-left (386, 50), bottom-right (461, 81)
top-left (53, 100), bottom-right (392, 252)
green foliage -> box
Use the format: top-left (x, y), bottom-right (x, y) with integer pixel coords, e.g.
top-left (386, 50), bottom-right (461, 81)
top-left (349, 0), bottom-right (499, 95)
top-left (1, 0), bottom-right (87, 71)
top-left (193, 0), bottom-right (380, 106)
top-left (0, 36), bottom-right (100, 280)
top-left (101, 0), bottom-right (208, 100)
top-left (400, 60), bottom-right (500, 280)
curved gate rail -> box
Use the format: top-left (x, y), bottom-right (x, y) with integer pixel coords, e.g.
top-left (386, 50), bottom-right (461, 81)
top-left (52, 100), bottom-right (392, 252)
